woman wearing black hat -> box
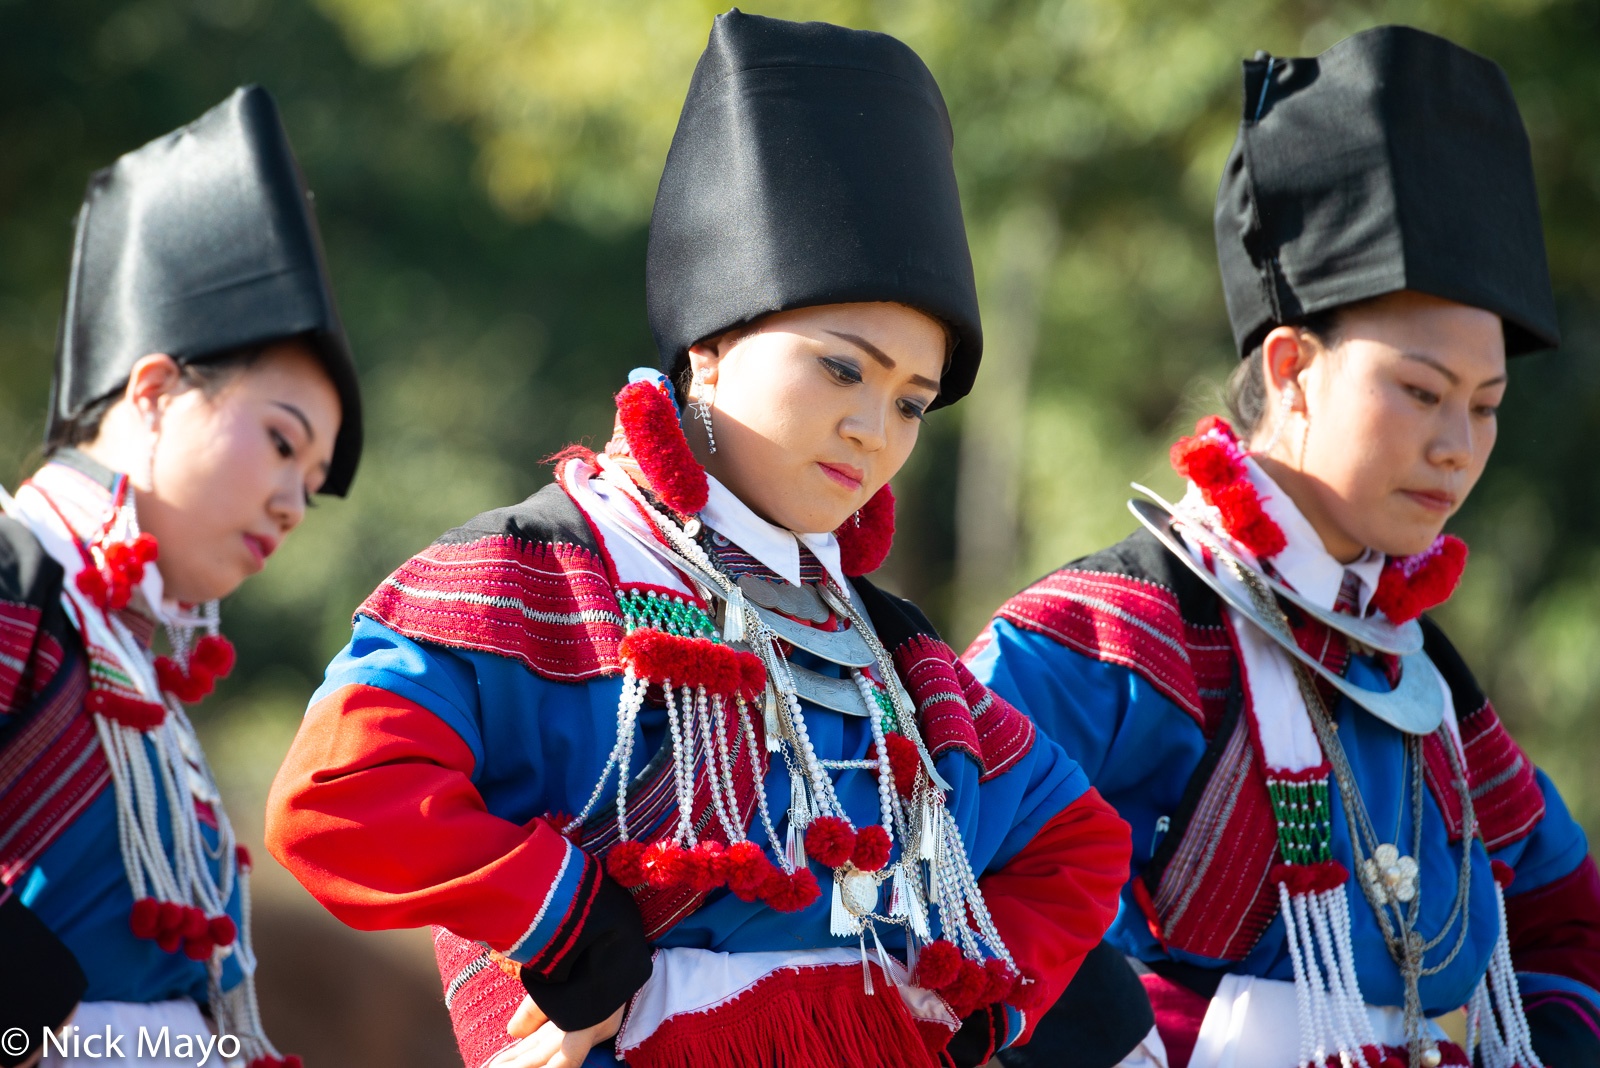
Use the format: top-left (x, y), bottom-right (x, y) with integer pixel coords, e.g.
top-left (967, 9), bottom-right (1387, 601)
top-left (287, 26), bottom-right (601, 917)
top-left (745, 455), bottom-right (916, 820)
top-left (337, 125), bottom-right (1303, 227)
top-left (0, 86), bottom-right (361, 1068)
top-left (266, 11), bottom-right (1129, 1068)
top-left (967, 26), bottom-right (1600, 1068)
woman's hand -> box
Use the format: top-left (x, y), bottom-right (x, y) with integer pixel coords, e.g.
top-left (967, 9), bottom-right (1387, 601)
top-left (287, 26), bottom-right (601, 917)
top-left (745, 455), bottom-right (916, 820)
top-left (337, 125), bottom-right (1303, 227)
top-left (485, 996), bottom-right (624, 1068)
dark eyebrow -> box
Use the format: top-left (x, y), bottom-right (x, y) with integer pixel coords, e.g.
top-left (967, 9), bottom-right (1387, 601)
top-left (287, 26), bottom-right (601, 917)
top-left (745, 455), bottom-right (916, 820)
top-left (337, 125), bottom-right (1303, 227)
top-left (272, 401), bottom-right (317, 442)
top-left (826, 330), bottom-right (941, 394)
top-left (1401, 351), bottom-right (1506, 389)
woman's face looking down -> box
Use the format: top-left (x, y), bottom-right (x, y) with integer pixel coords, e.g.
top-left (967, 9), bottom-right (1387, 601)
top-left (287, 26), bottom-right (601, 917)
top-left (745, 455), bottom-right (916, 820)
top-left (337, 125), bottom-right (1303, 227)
top-left (82, 340), bottom-right (342, 604)
top-left (1249, 290), bottom-right (1507, 562)
top-left (683, 302), bottom-right (946, 536)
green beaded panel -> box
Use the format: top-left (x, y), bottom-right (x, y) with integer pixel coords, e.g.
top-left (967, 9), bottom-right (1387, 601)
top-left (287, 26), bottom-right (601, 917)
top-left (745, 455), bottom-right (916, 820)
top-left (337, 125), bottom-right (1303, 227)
top-left (1267, 778), bottom-right (1332, 865)
top-left (872, 685), bottom-right (899, 731)
top-left (617, 588), bottom-right (718, 640)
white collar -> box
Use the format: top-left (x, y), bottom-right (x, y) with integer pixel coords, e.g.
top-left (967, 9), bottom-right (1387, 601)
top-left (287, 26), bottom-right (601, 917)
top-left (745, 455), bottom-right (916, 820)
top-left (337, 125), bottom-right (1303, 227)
top-left (699, 474), bottom-right (849, 592)
top-left (1245, 458), bottom-right (1385, 616)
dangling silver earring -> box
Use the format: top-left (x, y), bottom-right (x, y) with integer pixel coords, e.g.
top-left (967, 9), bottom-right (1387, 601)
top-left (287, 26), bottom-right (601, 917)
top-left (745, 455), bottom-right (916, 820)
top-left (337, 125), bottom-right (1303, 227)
top-left (694, 378), bottom-right (717, 455)
top-left (1258, 386), bottom-right (1296, 456)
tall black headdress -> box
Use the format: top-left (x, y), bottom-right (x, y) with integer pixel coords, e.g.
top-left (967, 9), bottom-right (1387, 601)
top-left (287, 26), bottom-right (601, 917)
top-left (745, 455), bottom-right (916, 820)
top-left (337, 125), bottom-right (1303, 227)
top-left (1215, 25), bottom-right (1558, 357)
top-left (49, 85), bottom-right (363, 495)
top-left (647, 9), bottom-right (981, 408)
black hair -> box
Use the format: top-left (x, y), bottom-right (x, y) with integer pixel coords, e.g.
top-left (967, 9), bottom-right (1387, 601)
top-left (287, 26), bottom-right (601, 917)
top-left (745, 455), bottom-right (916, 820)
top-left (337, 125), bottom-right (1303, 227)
top-left (1225, 307), bottom-right (1345, 435)
top-left (45, 342), bottom-right (270, 454)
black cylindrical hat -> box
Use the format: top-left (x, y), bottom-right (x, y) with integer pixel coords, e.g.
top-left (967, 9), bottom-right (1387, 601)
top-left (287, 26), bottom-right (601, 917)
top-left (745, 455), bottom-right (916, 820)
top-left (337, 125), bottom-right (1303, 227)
top-left (646, 9), bottom-right (981, 409)
top-left (49, 85), bottom-right (363, 495)
top-left (1215, 26), bottom-right (1558, 358)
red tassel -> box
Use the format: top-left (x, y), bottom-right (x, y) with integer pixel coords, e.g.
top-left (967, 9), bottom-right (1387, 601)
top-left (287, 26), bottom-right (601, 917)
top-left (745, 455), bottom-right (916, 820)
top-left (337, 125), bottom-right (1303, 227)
top-left (804, 817), bottom-right (856, 868)
top-left (1372, 535), bottom-right (1468, 623)
top-left (615, 379), bottom-right (709, 515)
top-left (1270, 860), bottom-right (1350, 895)
top-left (851, 825), bottom-right (892, 872)
top-left (912, 939), bottom-right (962, 990)
top-left (129, 897), bottom-right (161, 939)
top-left (836, 484), bottom-right (896, 577)
top-left (607, 840), bottom-right (649, 887)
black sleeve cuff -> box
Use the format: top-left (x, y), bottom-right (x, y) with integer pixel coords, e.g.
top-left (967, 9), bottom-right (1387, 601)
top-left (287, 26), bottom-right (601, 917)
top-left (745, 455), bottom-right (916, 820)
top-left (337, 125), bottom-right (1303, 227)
top-left (946, 1004), bottom-right (1007, 1068)
top-left (519, 873), bottom-right (653, 1032)
top-left (1526, 996), bottom-right (1600, 1065)
top-left (996, 940), bottom-right (1155, 1068)
top-left (0, 892), bottom-right (86, 1067)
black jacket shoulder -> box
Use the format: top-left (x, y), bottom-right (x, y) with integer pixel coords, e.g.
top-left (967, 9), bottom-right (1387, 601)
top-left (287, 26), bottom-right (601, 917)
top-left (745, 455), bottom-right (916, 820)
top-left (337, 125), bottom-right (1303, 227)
top-left (1039, 526), bottom-right (1226, 628)
top-left (0, 515), bottom-right (65, 611)
top-left (432, 482), bottom-right (602, 555)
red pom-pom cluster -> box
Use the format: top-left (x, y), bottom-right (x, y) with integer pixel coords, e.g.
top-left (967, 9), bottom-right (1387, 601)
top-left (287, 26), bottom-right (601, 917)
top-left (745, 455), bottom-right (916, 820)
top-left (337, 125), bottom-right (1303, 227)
top-left (1269, 860), bottom-right (1350, 895)
top-left (872, 733), bottom-right (921, 799)
top-left (836, 484), bottom-right (896, 577)
top-left (75, 533), bottom-right (159, 611)
top-left (1170, 416), bottom-right (1287, 559)
top-left (1371, 535), bottom-right (1468, 624)
top-left (615, 379), bottom-right (708, 515)
top-left (912, 940), bottom-right (1017, 1017)
top-left (129, 897), bottom-right (235, 959)
top-left (87, 689), bottom-right (166, 730)
top-left (610, 836), bottom-right (820, 913)
top-left (619, 629), bottom-right (765, 700)
top-left (155, 634), bottom-right (236, 704)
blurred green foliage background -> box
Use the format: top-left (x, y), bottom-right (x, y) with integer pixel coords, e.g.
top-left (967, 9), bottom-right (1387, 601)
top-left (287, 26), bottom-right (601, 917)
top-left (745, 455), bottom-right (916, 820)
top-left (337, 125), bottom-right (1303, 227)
top-left (4, 0), bottom-right (1599, 1057)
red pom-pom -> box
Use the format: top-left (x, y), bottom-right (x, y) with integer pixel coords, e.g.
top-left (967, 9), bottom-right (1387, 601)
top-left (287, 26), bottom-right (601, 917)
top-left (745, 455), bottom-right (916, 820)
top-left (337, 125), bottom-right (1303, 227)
top-left (1270, 860), bottom-right (1349, 895)
top-left (182, 935), bottom-right (214, 961)
top-left (76, 568), bottom-right (109, 604)
top-left (851, 825), bottom-right (892, 872)
top-left (208, 914), bottom-right (237, 947)
top-left (156, 901), bottom-right (186, 934)
top-left (129, 897), bottom-right (161, 939)
top-left (880, 734), bottom-right (920, 799)
top-left (283, 1057), bottom-right (303, 1068)
top-left (683, 841), bottom-right (727, 893)
top-left (1171, 434), bottom-right (1240, 490)
top-left (1372, 535), bottom-right (1468, 623)
top-left (607, 840), bottom-right (649, 887)
top-left (236, 844), bottom-right (253, 871)
top-left (1006, 966), bottom-right (1047, 1012)
top-left (762, 867), bottom-right (822, 913)
top-left (156, 930), bottom-right (182, 953)
top-left (804, 816), bottom-right (856, 868)
top-left (724, 841), bottom-right (776, 898)
top-left (132, 533), bottom-right (159, 564)
top-left (615, 379), bottom-right (708, 515)
top-left (1210, 481), bottom-right (1287, 558)
top-left (913, 939), bottom-right (962, 990)
top-left (836, 484), bottom-right (896, 577)
top-left (644, 842), bottom-right (692, 890)
top-left (981, 959), bottom-right (1017, 1006)
top-left (1491, 860), bottom-right (1515, 889)
top-left (734, 649), bottom-right (767, 699)
top-left (940, 958), bottom-right (991, 1018)
top-left (192, 634), bottom-right (236, 678)
top-left (179, 906), bottom-right (209, 939)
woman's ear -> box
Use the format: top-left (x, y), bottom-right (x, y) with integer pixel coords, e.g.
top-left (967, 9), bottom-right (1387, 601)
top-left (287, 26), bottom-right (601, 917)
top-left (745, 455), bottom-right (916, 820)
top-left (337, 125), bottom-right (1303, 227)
top-left (123, 353), bottom-right (185, 428)
top-left (685, 341), bottom-right (722, 387)
top-left (1260, 327), bottom-right (1311, 413)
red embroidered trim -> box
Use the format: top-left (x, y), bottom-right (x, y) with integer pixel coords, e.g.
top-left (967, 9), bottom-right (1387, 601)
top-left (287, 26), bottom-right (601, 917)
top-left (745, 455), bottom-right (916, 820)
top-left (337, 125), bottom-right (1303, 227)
top-left (0, 600), bottom-right (44, 713)
top-left (358, 536), bottom-right (627, 682)
top-left (892, 636), bottom-right (981, 767)
top-left (1424, 699), bottom-right (1545, 849)
top-left (952, 656), bottom-right (1036, 781)
top-left (836, 484), bottom-right (895, 576)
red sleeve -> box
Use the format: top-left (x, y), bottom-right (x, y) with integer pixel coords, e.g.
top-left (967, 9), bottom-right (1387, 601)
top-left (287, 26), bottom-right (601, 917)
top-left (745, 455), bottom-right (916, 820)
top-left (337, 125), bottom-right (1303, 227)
top-left (264, 682), bottom-right (577, 956)
top-left (979, 787), bottom-right (1132, 1044)
top-left (1506, 856), bottom-right (1600, 993)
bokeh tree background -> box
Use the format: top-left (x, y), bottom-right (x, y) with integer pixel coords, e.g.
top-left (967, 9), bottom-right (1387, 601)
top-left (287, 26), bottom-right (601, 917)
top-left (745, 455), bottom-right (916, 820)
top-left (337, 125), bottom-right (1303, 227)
top-left (4, 0), bottom-right (1599, 1060)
